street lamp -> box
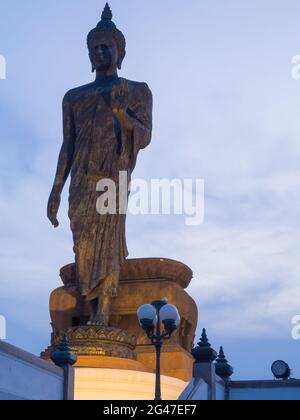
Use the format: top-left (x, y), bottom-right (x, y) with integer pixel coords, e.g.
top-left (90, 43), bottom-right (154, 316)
top-left (137, 299), bottom-right (181, 401)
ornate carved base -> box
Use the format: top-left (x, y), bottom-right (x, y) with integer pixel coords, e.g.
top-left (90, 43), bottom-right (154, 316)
top-left (49, 258), bottom-right (197, 353)
top-left (42, 326), bottom-right (137, 361)
top-left (43, 258), bottom-right (198, 381)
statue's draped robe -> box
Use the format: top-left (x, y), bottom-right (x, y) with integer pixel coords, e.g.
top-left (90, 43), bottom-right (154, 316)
top-left (63, 78), bottom-right (152, 299)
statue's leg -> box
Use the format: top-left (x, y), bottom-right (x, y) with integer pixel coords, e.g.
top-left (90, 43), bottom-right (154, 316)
top-left (88, 270), bottom-right (120, 326)
top-left (87, 299), bottom-right (98, 321)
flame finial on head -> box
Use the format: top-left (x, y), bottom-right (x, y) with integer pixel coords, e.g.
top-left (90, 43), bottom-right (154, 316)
top-left (102, 3), bottom-right (113, 21)
top-left (96, 2), bottom-right (116, 30)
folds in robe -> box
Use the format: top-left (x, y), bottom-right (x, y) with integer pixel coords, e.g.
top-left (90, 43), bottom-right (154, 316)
top-left (62, 78), bottom-right (153, 298)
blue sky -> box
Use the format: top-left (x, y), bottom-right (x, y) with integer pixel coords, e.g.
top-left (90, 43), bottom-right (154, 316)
top-left (1, 0), bottom-right (300, 380)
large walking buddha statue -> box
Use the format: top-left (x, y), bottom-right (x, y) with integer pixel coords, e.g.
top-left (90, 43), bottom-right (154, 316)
top-left (47, 3), bottom-right (153, 326)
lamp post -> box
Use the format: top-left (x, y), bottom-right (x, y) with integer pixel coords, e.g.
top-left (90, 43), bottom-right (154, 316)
top-left (137, 299), bottom-right (181, 401)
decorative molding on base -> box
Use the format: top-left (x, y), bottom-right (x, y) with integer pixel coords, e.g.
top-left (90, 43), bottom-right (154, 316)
top-left (42, 326), bottom-right (137, 361)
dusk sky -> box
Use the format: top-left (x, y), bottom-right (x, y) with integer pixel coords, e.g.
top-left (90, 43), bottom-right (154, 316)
top-left (1, 0), bottom-right (300, 380)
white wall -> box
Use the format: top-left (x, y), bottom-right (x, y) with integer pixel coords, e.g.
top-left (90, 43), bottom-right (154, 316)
top-left (75, 368), bottom-right (187, 400)
top-left (178, 378), bottom-right (209, 400)
top-left (0, 341), bottom-right (64, 400)
top-left (216, 381), bottom-right (225, 400)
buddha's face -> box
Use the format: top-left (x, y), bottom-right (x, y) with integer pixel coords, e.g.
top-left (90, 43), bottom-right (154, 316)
top-left (88, 33), bottom-right (118, 72)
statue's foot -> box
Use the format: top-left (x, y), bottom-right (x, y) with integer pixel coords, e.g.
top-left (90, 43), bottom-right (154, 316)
top-left (87, 320), bottom-right (107, 326)
top-left (87, 314), bottom-right (109, 327)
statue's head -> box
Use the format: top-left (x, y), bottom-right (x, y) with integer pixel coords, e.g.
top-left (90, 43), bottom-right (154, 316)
top-left (87, 3), bottom-right (126, 73)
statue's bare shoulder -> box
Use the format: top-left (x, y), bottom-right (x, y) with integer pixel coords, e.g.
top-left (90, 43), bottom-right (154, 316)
top-left (64, 83), bottom-right (95, 103)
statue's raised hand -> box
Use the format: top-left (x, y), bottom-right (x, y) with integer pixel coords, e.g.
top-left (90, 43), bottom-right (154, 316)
top-left (47, 190), bottom-right (61, 228)
top-left (111, 80), bottom-right (132, 128)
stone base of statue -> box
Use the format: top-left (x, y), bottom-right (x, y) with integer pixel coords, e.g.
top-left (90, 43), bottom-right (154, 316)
top-left (42, 258), bottom-right (198, 387)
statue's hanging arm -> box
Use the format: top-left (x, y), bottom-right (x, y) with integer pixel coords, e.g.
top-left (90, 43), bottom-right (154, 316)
top-left (47, 95), bottom-right (75, 228)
